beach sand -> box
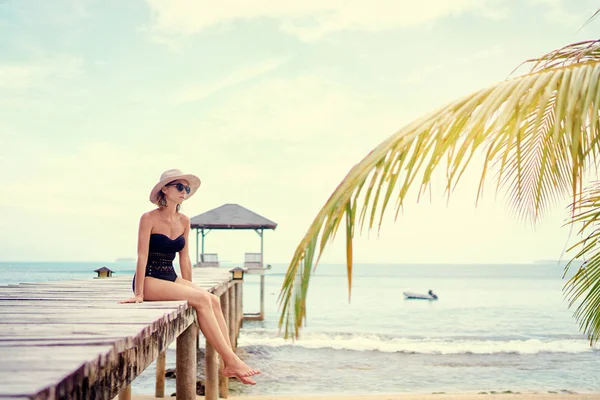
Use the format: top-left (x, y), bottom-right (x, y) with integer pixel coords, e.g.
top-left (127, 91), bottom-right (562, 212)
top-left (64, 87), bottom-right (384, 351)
top-left (128, 392), bottom-right (600, 400)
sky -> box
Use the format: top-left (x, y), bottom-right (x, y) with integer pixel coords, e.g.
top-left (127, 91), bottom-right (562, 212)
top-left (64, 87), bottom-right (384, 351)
top-left (0, 0), bottom-right (598, 264)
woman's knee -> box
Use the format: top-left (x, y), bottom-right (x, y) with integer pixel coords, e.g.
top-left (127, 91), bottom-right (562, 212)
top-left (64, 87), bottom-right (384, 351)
top-left (191, 290), bottom-right (212, 311)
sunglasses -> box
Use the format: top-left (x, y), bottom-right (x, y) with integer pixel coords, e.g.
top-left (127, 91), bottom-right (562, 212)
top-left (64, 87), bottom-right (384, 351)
top-left (167, 182), bottom-right (191, 194)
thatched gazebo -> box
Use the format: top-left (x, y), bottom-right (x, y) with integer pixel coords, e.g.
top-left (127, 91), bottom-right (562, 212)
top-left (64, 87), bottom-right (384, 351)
top-left (190, 203), bottom-right (278, 320)
top-left (190, 203), bottom-right (277, 263)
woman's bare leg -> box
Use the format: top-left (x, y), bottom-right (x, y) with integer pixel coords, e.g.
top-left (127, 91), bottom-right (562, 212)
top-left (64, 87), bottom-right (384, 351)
top-left (143, 277), bottom-right (259, 384)
top-left (175, 278), bottom-right (232, 347)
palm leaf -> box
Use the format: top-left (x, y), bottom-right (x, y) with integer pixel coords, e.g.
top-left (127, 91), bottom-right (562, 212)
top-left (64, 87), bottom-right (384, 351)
top-left (564, 182), bottom-right (600, 344)
top-left (278, 41), bottom-right (600, 339)
top-left (578, 8), bottom-right (600, 33)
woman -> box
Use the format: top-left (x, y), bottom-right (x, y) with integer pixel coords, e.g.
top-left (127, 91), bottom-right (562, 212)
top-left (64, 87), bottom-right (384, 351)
top-left (120, 169), bottom-right (260, 385)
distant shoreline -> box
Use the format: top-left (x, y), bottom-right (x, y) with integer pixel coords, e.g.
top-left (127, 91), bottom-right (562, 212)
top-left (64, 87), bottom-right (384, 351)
top-left (115, 257), bottom-right (136, 262)
top-left (0, 260), bottom-right (581, 265)
top-left (126, 391), bottom-right (600, 400)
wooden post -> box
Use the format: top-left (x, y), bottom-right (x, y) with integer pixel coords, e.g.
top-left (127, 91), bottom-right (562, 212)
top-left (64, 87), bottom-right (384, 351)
top-left (219, 357), bottom-right (227, 399)
top-left (155, 351), bottom-right (166, 398)
top-left (205, 342), bottom-right (219, 400)
top-left (195, 228), bottom-right (199, 266)
top-left (118, 385), bottom-right (131, 400)
top-left (221, 290), bottom-right (231, 345)
top-left (176, 323), bottom-right (198, 400)
top-left (237, 281), bottom-right (243, 334)
top-left (229, 285), bottom-right (236, 350)
top-left (259, 274), bottom-right (265, 321)
top-left (219, 291), bottom-right (230, 398)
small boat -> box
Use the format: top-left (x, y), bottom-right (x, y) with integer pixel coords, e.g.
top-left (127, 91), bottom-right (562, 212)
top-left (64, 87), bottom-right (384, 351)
top-left (403, 290), bottom-right (438, 300)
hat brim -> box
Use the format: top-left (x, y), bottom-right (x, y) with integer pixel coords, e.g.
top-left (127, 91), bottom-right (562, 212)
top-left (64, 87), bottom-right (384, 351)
top-left (149, 173), bottom-right (201, 205)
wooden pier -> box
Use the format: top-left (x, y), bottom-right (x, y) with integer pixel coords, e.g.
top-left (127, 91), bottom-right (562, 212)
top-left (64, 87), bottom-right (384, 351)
top-left (0, 268), bottom-right (244, 400)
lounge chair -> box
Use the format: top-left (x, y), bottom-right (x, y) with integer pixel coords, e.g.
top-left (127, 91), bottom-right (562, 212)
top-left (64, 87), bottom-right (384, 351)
top-left (197, 253), bottom-right (220, 267)
top-left (244, 252), bottom-right (263, 269)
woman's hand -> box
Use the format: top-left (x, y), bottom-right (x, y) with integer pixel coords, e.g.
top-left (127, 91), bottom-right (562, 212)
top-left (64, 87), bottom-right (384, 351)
top-left (119, 295), bottom-right (144, 304)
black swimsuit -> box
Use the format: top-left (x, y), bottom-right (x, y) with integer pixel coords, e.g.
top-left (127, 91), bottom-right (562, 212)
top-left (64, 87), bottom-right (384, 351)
top-left (132, 233), bottom-right (185, 294)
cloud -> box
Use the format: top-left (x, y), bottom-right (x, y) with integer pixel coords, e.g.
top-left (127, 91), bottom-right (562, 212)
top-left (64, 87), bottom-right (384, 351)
top-left (0, 66), bottom-right (574, 263)
top-left (0, 71), bottom-right (405, 261)
top-left (7, 0), bottom-right (91, 26)
top-left (0, 139), bottom-right (186, 261)
top-left (406, 45), bottom-right (505, 84)
top-left (144, 0), bottom-right (503, 41)
top-left (0, 55), bottom-right (83, 89)
top-left (188, 72), bottom-right (404, 156)
top-left (527, 0), bottom-right (587, 27)
top-left (171, 57), bottom-right (288, 105)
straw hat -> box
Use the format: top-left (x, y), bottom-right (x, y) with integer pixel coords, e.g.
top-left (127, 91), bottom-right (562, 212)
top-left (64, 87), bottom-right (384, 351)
top-left (149, 169), bottom-right (201, 205)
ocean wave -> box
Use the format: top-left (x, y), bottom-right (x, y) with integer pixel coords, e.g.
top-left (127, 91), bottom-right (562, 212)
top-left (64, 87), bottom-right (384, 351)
top-left (237, 329), bottom-right (596, 355)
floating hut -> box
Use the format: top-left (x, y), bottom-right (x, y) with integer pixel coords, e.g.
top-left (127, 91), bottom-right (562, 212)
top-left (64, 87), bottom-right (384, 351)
top-left (93, 266), bottom-right (113, 278)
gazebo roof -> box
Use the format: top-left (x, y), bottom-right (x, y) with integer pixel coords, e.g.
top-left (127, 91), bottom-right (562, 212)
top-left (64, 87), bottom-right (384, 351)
top-left (190, 203), bottom-right (277, 230)
top-left (94, 266), bottom-right (113, 273)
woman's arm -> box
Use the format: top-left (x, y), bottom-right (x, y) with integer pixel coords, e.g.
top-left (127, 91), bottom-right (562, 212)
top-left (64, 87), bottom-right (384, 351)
top-left (179, 214), bottom-right (193, 282)
top-left (120, 213), bottom-right (151, 303)
top-left (134, 213), bottom-right (152, 296)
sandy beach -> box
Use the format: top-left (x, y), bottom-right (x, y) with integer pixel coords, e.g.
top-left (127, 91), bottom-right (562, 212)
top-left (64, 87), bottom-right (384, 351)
top-left (129, 393), bottom-right (600, 400)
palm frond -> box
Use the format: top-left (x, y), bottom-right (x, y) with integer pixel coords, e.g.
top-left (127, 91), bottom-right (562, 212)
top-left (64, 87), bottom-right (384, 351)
top-left (578, 9), bottom-right (600, 33)
top-left (564, 182), bottom-right (600, 344)
top-left (497, 94), bottom-right (561, 222)
top-left (522, 40), bottom-right (600, 73)
top-left (278, 43), bottom-right (600, 339)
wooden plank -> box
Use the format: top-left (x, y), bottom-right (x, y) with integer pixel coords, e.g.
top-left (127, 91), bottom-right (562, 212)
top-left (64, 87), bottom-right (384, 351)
top-left (4, 281), bottom-right (226, 289)
top-left (16, 280), bottom-right (131, 284)
top-left (0, 362), bottom-right (89, 397)
top-left (0, 268), bottom-right (233, 399)
top-left (0, 323), bottom-right (151, 338)
top-left (0, 345), bottom-right (113, 359)
top-left (0, 301), bottom-right (188, 309)
top-left (0, 316), bottom-right (176, 325)
top-left (0, 289), bottom-right (217, 298)
top-left (0, 307), bottom-right (179, 314)
top-left (0, 299), bottom-right (189, 306)
top-left (0, 375), bottom-right (59, 397)
top-left (0, 339), bottom-right (131, 347)
top-left (0, 310), bottom-right (196, 398)
top-left (0, 290), bottom-right (130, 295)
top-left (0, 345), bottom-right (110, 395)
top-left (213, 281), bottom-right (234, 296)
top-left (0, 347), bottom-right (112, 375)
top-left (0, 287), bottom-right (123, 292)
top-left (0, 359), bottom-right (90, 373)
top-left (0, 291), bottom-right (132, 302)
top-left (9, 282), bottom-right (225, 289)
top-left (1, 280), bottom-right (226, 289)
top-left (0, 314), bottom-right (176, 323)
top-left (0, 307), bottom-right (180, 324)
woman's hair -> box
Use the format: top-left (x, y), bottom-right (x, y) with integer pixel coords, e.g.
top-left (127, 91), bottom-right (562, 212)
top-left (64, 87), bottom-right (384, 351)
top-left (157, 188), bottom-right (181, 212)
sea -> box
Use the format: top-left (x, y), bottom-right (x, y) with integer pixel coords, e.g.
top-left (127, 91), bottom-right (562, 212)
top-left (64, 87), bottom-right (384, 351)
top-left (1, 261), bottom-right (599, 396)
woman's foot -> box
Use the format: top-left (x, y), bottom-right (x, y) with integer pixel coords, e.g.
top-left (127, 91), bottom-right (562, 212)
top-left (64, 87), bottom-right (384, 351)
top-left (222, 360), bottom-right (261, 384)
top-left (232, 375), bottom-right (257, 385)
